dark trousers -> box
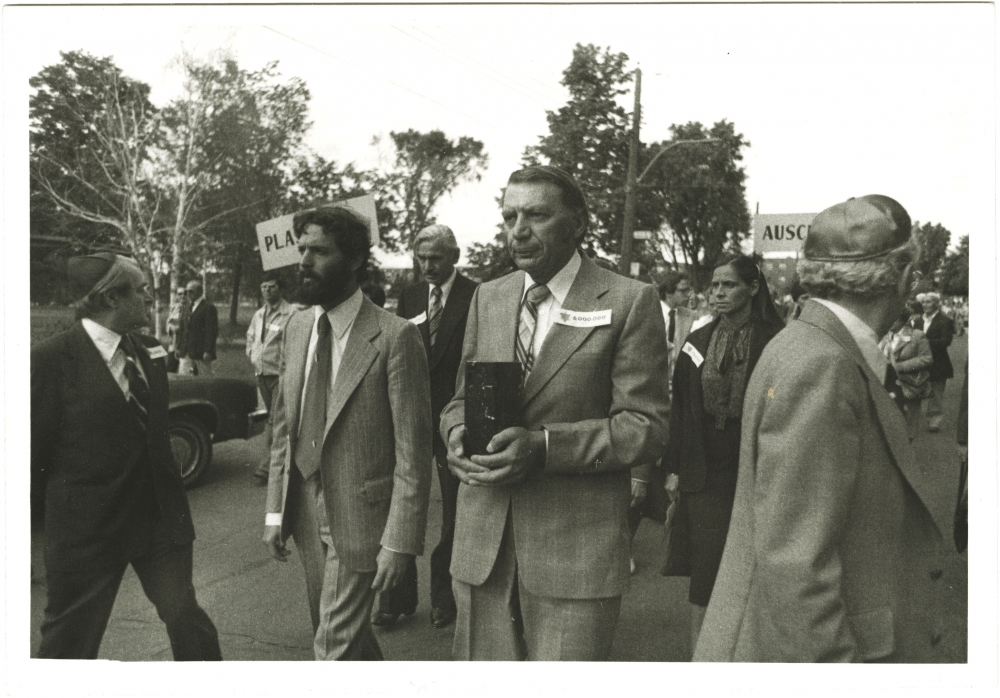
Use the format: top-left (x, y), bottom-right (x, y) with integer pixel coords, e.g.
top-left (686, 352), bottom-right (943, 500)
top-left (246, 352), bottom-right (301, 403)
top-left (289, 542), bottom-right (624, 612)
top-left (38, 527), bottom-right (221, 660)
top-left (254, 374), bottom-right (280, 478)
top-left (378, 456), bottom-right (458, 615)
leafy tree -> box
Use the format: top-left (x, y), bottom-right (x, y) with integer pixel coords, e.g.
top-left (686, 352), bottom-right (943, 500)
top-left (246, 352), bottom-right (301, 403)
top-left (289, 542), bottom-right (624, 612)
top-left (370, 129), bottom-right (488, 255)
top-left (466, 226), bottom-right (517, 282)
top-left (521, 44), bottom-right (662, 258)
top-left (643, 120), bottom-right (751, 289)
top-left (912, 221), bottom-right (951, 280)
top-left (29, 51), bottom-right (174, 323)
top-left (166, 57), bottom-right (313, 322)
top-left (940, 234), bottom-right (969, 296)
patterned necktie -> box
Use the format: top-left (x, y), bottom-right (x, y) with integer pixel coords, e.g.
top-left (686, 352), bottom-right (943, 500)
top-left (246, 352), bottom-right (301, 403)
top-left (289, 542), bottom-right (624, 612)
top-left (428, 285), bottom-right (443, 347)
top-left (120, 336), bottom-right (150, 429)
top-left (295, 314), bottom-right (332, 480)
top-left (515, 283), bottom-right (551, 382)
top-left (668, 308), bottom-right (676, 343)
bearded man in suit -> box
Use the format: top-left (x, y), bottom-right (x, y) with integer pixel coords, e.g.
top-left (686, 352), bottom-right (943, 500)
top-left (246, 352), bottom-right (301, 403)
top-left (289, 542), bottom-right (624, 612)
top-left (31, 253), bottom-right (221, 660)
top-left (440, 166), bottom-right (669, 660)
top-left (912, 291), bottom-right (956, 432)
top-left (695, 195), bottom-right (943, 662)
top-left (373, 224), bottom-right (477, 630)
top-left (262, 206), bottom-right (432, 660)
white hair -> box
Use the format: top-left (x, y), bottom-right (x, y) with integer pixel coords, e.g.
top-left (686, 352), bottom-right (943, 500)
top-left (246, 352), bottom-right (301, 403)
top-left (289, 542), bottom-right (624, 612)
top-left (797, 240), bottom-right (920, 302)
top-left (414, 224), bottom-right (459, 255)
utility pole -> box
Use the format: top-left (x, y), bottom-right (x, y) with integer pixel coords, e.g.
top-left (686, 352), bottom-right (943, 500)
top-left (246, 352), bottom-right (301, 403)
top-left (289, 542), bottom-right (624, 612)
top-left (618, 68), bottom-right (642, 277)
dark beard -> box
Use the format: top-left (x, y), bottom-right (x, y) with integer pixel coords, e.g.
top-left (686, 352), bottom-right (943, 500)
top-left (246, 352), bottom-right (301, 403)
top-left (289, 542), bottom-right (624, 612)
top-left (294, 271), bottom-right (349, 307)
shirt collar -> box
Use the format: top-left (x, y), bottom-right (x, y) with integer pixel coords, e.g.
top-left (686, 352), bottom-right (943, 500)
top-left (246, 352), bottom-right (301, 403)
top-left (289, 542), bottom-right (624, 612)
top-left (314, 287), bottom-right (364, 340)
top-left (923, 310), bottom-right (938, 325)
top-left (430, 267), bottom-right (457, 300)
top-left (522, 249), bottom-right (582, 306)
top-left (812, 298), bottom-right (886, 379)
top-left (82, 317), bottom-right (123, 363)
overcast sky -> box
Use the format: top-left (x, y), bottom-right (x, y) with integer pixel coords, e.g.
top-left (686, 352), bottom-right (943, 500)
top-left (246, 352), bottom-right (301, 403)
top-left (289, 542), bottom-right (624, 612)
top-left (7, 3), bottom-right (994, 264)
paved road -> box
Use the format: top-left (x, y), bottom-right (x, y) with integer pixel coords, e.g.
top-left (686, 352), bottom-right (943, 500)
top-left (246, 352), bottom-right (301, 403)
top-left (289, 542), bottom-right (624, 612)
top-left (29, 338), bottom-right (968, 662)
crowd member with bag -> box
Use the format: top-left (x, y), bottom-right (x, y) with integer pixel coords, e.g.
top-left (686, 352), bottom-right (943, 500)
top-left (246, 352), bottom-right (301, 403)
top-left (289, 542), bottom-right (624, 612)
top-left (880, 310), bottom-right (933, 440)
top-left (662, 254), bottom-right (785, 652)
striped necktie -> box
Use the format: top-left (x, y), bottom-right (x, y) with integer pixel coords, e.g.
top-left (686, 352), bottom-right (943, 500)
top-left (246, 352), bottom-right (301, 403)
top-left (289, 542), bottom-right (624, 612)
top-left (515, 283), bottom-right (551, 382)
top-left (428, 285), bottom-right (443, 347)
top-left (120, 336), bottom-right (150, 428)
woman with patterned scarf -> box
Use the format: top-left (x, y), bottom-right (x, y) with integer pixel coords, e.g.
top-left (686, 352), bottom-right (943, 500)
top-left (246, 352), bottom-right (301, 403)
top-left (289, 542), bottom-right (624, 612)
top-left (662, 254), bottom-right (785, 654)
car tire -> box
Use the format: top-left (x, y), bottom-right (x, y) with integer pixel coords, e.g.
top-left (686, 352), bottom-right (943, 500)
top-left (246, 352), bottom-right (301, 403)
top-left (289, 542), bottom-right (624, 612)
top-left (168, 416), bottom-right (213, 488)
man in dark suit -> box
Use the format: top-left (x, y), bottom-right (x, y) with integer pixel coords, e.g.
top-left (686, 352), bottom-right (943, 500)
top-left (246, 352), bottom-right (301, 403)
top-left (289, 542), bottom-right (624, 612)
top-left (178, 280), bottom-right (218, 376)
top-left (913, 291), bottom-right (955, 432)
top-left (373, 224), bottom-right (477, 630)
top-left (441, 166), bottom-right (669, 660)
top-left (31, 253), bottom-right (221, 660)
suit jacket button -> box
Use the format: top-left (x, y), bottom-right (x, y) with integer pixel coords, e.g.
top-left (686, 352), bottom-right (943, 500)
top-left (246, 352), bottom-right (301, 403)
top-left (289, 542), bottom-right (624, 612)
top-left (929, 568), bottom-right (943, 581)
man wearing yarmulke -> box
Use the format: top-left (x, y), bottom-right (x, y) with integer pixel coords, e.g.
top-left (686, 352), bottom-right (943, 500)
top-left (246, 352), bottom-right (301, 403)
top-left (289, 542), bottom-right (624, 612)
top-left (31, 253), bottom-right (221, 660)
top-left (695, 195), bottom-right (943, 663)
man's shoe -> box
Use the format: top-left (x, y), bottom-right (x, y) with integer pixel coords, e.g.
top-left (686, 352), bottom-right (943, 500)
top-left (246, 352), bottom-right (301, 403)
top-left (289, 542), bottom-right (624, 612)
top-left (431, 607), bottom-right (456, 629)
top-left (372, 611), bottom-right (401, 628)
top-left (372, 608), bottom-right (415, 628)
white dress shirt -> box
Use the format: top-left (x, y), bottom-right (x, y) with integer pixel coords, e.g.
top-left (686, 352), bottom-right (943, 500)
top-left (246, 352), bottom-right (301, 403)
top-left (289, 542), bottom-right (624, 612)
top-left (300, 288), bottom-right (364, 423)
top-left (520, 249), bottom-right (583, 358)
top-left (82, 317), bottom-right (146, 398)
top-left (428, 267), bottom-right (458, 310)
top-left (922, 310), bottom-right (939, 330)
top-left (813, 298), bottom-right (887, 383)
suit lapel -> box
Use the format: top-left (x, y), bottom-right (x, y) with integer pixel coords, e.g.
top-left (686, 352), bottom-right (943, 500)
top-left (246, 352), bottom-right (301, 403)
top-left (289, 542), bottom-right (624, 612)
top-left (801, 302), bottom-right (936, 519)
top-left (430, 274), bottom-right (473, 369)
top-left (480, 271), bottom-right (524, 362)
top-left (411, 283), bottom-right (431, 352)
top-left (324, 298), bottom-right (380, 439)
top-left (522, 257), bottom-right (610, 406)
top-left (283, 310), bottom-right (313, 443)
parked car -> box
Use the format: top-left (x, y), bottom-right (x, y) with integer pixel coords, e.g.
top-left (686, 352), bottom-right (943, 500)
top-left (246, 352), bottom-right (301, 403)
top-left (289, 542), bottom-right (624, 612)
top-left (167, 374), bottom-right (266, 487)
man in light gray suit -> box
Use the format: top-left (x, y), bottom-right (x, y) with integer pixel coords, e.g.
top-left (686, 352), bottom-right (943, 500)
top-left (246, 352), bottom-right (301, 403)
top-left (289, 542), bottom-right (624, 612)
top-left (695, 195), bottom-right (943, 662)
top-left (262, 206), bottom-right (432, 660)
top-left (441, 166), bottom-right (669, 660)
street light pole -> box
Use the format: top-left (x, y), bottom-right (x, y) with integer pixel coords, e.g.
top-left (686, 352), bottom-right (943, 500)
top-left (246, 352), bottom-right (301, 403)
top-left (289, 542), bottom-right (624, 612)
top-left (619, 127), bottom-right (721, 276)
top-left (618, 67), bottom-right (641, 277)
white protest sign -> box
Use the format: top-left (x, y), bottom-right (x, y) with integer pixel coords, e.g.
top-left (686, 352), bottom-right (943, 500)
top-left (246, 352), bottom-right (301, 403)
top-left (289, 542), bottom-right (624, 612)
top-left (753, 213), bottom-right (818, 254)
top-left (255, 194), bottom-right (380, 271)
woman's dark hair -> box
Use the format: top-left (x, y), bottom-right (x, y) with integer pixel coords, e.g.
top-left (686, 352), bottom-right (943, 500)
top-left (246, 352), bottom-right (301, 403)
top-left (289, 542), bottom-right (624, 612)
top-left (293, 206), bottom-right (371, 284)
top-left (714, 254), bottom-right (785, 330)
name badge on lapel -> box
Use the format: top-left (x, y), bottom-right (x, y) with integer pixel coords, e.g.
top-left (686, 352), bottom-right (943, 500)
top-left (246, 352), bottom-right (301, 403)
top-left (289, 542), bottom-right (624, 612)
top-left (555, 309), bottom-right (612, 328)
top-left (269, 323), bottom-right (282, 332)
top-left (681, 342), bottom-right (704, 368)
top-left (147, 345), bottom-right (168, 360)
top-left (409, 311), bottom-right (427, 325)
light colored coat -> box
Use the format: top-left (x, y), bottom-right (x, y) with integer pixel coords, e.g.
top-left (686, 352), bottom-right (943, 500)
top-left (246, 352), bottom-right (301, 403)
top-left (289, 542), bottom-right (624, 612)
top-left (245, 299), bottom-right (296, 376)
top-left (694, 301), bottom-right (943, 662)
top-left (266, 297), bottom-right (433, 572)
top-left (439, 254), bottom-right (670, 599)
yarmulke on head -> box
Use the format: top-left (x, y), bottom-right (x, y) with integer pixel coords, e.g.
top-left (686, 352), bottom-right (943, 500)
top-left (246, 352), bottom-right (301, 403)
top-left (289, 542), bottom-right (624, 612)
top-left (804, 195), bottom-right (911, 262)
top-left (66, 252), bottom-right (118, 300)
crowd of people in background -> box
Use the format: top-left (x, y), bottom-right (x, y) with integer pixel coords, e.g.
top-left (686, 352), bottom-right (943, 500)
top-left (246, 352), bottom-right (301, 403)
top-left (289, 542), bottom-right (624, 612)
top-left (31, 167), bottom-right (967, 664)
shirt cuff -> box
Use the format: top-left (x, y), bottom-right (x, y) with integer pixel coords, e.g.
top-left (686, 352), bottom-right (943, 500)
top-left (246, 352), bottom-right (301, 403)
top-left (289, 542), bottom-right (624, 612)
top-left (265, 512), bottom-right (283, 527)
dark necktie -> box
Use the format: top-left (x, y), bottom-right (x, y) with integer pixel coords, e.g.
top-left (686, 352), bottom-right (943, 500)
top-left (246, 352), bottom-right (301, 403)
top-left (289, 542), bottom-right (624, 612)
top-left (295, 314), bottom-right (332, 480)
top-left (668, 308), bottom-right (676, 343)
top-left (516, 283), bottom-right (551, 382)
top-left (428, 286), bottom-right (443, 347)
top-left (120, 336), bottom-right (150, 429)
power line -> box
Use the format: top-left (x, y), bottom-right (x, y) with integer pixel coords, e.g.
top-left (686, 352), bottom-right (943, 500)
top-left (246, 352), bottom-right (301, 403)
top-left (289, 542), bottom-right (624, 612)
top-left (262, 26), bottom-right (503, 133)
top-left (436, 26), bottom-right (566, 102)
top-left (396, 26), bottom-right (554, 106)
